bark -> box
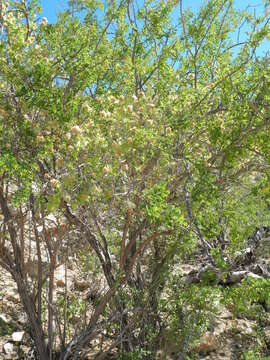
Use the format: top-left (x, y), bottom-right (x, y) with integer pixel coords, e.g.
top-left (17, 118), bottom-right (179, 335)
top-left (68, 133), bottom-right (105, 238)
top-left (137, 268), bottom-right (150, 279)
top-left (14, 272), bottom-right (49, 360)
top-left (0, 188), bottom-right (49, 360)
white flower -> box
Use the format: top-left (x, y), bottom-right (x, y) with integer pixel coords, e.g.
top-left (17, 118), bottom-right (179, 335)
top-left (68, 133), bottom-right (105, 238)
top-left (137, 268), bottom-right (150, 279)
top-left (50, 179), bottom-right (58, 188)
top-left (40, 17), bottom-right (48, 27)
top-left (71, 125), bottom-right (82, 135)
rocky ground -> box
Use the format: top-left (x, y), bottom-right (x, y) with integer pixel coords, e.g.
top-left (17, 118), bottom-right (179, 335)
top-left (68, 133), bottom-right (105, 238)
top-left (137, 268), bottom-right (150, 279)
top-left (1, 233), bottom-right (270, 359)
top-left (0, 263), bottom-right (110, 359)
top-left (1, 263), bottom-right (270, 360)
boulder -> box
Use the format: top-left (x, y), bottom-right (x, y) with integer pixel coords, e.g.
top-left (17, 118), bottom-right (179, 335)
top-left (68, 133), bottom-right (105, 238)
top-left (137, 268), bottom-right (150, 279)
top-left (11, 331), bottom-right (25, 342)
top-left (3, 342), bottom-right (14, 354)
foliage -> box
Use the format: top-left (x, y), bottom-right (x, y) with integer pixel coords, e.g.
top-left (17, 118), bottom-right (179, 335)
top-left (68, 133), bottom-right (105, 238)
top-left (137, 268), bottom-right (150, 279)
top-left (224, 278), bottom-right (270, 320)
top-left (0, 317), bottom-right (17, 337)
top-left (0, 0), bottom-right (270, 358)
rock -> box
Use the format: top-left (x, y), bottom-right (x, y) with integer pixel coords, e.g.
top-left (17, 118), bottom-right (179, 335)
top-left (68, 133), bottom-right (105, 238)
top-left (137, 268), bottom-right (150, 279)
top-left (213, 320), bottom-right (227, 336)
top-left (0, 314), bottom-right (8, 323)
top-left (11, 331), bottom-right (25, 342)
top-left (74, 279), bottom-right (90, 291)
top-left (3, 342), bottom-right (14, 354)
top-left (243, 324), bottom-right (253, 335)
top-left (193, 333), bottom-right (218, 355)
top-left (18, 313), bottom-right (28, 324)
top-left (227, 270), bottom-right (251, 284)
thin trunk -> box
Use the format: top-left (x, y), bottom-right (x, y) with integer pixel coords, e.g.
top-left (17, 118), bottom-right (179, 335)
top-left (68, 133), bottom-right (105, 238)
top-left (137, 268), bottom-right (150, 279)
top-left (19, 206), bottom-right (25, 275)
top-left (48, 254), bottom-right (56, 360)
top-left (14, 272), bottom-right (48, 360)
top-left (0, 188), bottom-right (48, 359)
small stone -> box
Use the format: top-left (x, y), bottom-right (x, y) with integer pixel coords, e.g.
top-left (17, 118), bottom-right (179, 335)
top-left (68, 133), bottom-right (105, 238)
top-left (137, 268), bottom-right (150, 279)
top-left (12, 331), bottom-right (25, 342)
top-left (3, 342), bottom-right (14, 354)
top-left (244, 325), bottom-right (253, 335)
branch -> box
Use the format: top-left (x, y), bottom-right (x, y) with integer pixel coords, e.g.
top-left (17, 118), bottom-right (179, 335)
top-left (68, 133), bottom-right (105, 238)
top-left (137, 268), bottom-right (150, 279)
top-left (0, 186), bottom-right (22, 272)
top-left (183, 166), bottom-right (214, 265)
top-left (127, 229), bottom-right (174, 274)
top-left (62, 200), bottom-right (115, 287)
top-left (120, 210), bottom-right (132, 271)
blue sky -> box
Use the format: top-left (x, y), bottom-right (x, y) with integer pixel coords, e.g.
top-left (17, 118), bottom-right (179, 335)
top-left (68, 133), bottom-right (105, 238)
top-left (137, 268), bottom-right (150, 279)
top-left (41, 0), bottom-right (269, 56)
top-left (41, 0), bottom-right (264, 22)
top-left (41, 0), bottom-right (67, 23)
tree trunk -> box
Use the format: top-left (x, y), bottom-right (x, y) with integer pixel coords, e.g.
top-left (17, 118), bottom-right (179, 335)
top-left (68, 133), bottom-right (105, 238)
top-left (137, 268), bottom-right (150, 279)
top-left (14, 272), bottom-right (49, 360)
